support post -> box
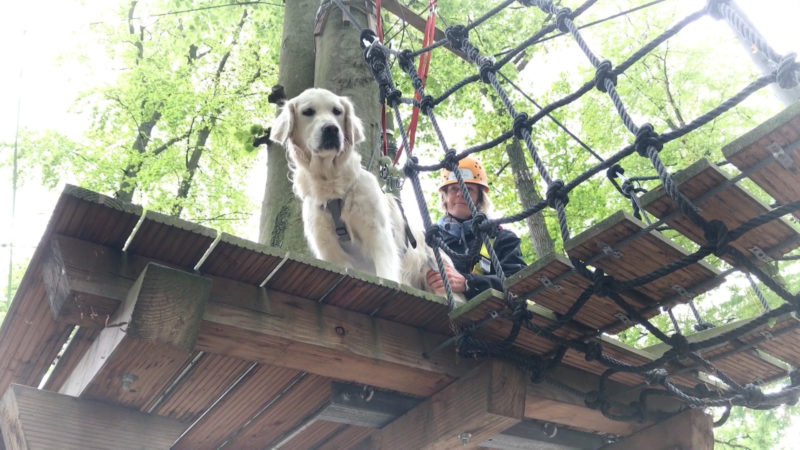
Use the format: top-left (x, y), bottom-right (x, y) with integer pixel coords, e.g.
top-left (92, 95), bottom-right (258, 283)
top-left (354, 358), bottom-right (526, 449)
top-left (57, 262), bottom-right (211, 410)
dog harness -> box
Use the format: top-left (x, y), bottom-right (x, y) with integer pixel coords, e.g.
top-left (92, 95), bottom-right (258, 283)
top-left (324, 197), bottom-right (417, 248)
top-left (326, 198), bottom-right (350, 242)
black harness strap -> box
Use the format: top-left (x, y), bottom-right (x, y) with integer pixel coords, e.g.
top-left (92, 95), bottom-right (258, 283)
top-left (326, 198), bottom-right (350, 242)
top-left (394, 197), bottom-right (417, 249)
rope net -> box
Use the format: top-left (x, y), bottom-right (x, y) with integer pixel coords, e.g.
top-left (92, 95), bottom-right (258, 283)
top-left (330, 0), bottom-right (800, 424)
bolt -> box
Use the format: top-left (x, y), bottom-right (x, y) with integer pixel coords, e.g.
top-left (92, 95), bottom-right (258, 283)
top-left (458, 432), bottom-right (472, 446)
top-left (335, 326), bottom-right (346, 336)
top-left (120, 373), bottom-right (138, 391)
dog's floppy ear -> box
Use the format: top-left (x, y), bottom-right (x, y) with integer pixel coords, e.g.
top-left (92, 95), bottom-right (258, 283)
top-left (341, 96), bottom-right (365, 146)
top-left (270, 101), bottom-right (295, 144)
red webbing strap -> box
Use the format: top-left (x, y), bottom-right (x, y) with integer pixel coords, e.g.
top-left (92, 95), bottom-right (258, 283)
top-left (376, 0), bottom-right (389, 157)
top-left (394, 0), bottom-right (437, 165)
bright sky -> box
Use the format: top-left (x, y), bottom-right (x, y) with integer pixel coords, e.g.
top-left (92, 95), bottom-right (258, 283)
top-left (0, 0), bottom-right (799, 443)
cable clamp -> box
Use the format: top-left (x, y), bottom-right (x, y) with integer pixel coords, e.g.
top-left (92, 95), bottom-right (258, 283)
top-left (747, 245), bottom-right (774, 263)
top-left (672, 284), bottom-right (696, 300)
top-left (767, 142), bottom-right (794, 170)
top-left (613, 312), bottom-right (633, 325)
top-left (537, 275), bottom-right (563, 291)
top-left (597, 241), bottom-right (622, 259)
top-left (760, 330), bottom-right (775, 340)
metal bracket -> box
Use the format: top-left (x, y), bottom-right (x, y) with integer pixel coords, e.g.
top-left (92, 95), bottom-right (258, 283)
top-left (537, 275), bottom-right (563, 291)
top-left (597, 241), bottom-right (622, 259)
top-left (613, 312), bottom-right (633, 325)
top-left (760, 330), bottom-right (775, 341)
top-left (748, 245), bottom-right (774, 263)
top-left (672, 284), bottom-right (696, 300)
top-left (767, 142), bottom-right (795, 170)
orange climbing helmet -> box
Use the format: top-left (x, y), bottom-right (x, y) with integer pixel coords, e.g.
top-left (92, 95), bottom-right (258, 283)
top-left (439, 156), bottom-right (489, 192)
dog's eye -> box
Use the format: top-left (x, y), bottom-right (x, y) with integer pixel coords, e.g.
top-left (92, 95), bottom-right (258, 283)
top-left (332, 107), bottom-right (342, 116)
top-left (301, 108), bottom-right (315, 116)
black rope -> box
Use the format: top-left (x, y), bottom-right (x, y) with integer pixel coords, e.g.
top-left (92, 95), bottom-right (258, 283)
top-left (331, 0), bottom-right (800, 417)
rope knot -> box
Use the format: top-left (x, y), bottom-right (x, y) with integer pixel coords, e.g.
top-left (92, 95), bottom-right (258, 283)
top-left (512, 112), bottom-right (531, 139)
top-left (742, 384), bottom-right (764, 407)
top-left (445, 25), bottom-right (468, 51)
top-left (703, 219), bottom-right (730, 257)
top-left (385, 88), bottom-right (402, 108)
top-left (424, 224), bottom-right (443, 248)
top-left (584, 341), bottom-right (603, 362)
top-left (397, 49), bottom-right (416, 74)
top-left (555, 7), bottom-right (573, 33)
top-left (645, 368), bottom-right (668, 385)
top-left (403, 156), bottom-right (420, 179)
top-left (442, 149), bottom-right (459, 172)
top-left (591, 270), bottom-right (614, 297)
top-left (545, 179), bottom-right (569, 208)
top-left (478, 57), bottom-right (496, 84)
top-left (776, 52), bottom-right (799, 89)
top-left (606, 164), bottom-right (624, 180)
top-left (594, 60), bottom-right (617, 93)
top-left (471, 213), bottom-right (493, 238)
top-left (526, 355), bottom-right (548, 383)
top-left (584, 391), bottom-right (603, 409)
top-left (456, 331), bottom-right (489, 359)
top-left (418, 95), bottom-right (435, 114)
top-left (668, 333), bottom-right (691, 357)
top-left (634, 123), bottom-right (663, 157)
top-left (706, 0), bottom-right (730, 20)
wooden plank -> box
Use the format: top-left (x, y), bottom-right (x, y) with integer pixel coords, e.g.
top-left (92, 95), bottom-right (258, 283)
top-left (640, 158), bottom-right (799, 264)
top-left (172, 364), bottom-right (301, 449)
top-left (58, 263), bottom-right (211, 410)
top-left (504, 253), bottom-right (638, 333)
top-left (354, 359), bottom-right (526, 449)
top-left (602, 408), bottom-right (713, 450)
top-left (0, 185), bottom-right (142, 396)
top-left (226, 374), bottom-right (331, 448)
top-left (449, 288), bottom-right (582, 357)
top-left (565, 211), bottom-right (721, 318)
top-left (42, 234), bottom-right (472, 397)
top-left (723, 101), bottom-right (800, 219)
top-left (124, 209), bottom-right (217, 269)
top-left (0, 384), bottom-right (185, 450)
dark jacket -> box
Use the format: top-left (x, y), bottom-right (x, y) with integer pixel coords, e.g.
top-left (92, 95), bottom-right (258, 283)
top-left (438, 216), bottom-right (526, 299)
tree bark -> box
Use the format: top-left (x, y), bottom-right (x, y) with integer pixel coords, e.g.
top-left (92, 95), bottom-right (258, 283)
top-left (505, 138), bottom-right (555, 259)
top-left (314, 0), bottom-right (381, 173)
top-left (258, 1), bottom-right (318, 252)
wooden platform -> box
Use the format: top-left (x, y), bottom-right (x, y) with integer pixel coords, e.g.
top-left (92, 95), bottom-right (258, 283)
top-left (564, 211), bottom-right (722, 318)
top-left (723, 100), bottom-right (800, 220)
top-left (640, 158), bottom-right (800, 265)
top-left (2, 102), bottom-right (799, 448)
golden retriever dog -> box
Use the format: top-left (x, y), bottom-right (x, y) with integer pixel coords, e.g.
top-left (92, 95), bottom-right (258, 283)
top-left (270, 88), bottom-right (463, 303)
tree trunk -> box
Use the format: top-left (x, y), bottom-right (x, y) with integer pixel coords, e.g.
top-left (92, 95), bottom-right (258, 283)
top-left (258, 0), bottom-right (318, 251)
top-left (314, 0), bottom-right (381, 173)
top-left (505, 138), bottom-right (555, 259)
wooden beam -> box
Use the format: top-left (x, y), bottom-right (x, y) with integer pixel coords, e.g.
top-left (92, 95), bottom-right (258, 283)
top-left (524, 364), bottom-right (671, 436)
top-left (0, 384), bottom-right (185, 450)
top-left (354, 359), bottom-right (526, 449)
top-left (42, 234), bottom-right (471, 398)
top-left (58, 262), bottom-right (211, 410)
top-left (381, 0), bottom-right (469, 62)
top-left (602, 408), bottom-right (714, 450)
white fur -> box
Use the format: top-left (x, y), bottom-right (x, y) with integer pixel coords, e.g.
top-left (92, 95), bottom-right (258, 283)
top-left (271, 88), bottom-right (462, 302)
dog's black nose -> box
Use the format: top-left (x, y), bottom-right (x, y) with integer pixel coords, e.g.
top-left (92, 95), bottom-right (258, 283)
top-left (320, 124), bottom-right (341, 150)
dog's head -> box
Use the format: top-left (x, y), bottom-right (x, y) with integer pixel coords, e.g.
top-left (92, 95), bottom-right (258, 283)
top-left (270, 88), bottom-right (365, 166)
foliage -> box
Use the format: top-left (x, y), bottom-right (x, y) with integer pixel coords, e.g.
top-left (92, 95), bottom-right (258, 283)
top-left (3, 0), bottom-right (284, 233)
